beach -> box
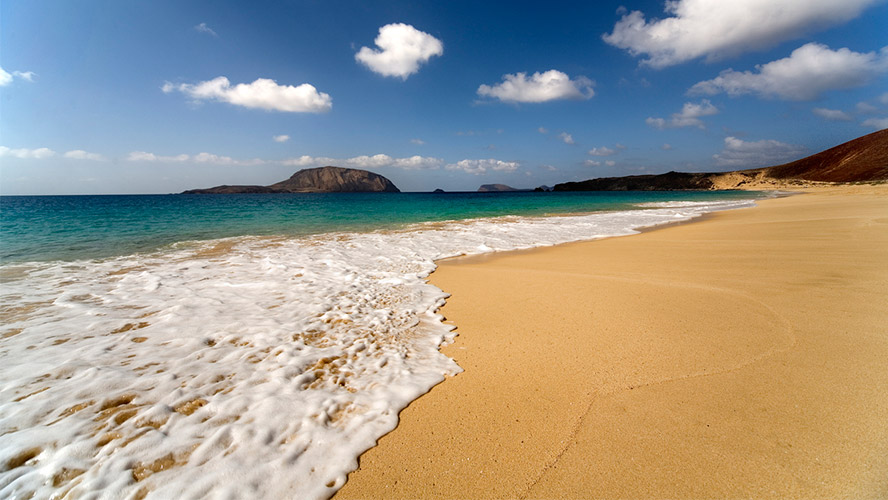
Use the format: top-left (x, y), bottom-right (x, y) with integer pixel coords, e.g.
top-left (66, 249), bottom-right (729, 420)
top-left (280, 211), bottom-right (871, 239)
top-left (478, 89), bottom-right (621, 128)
top-left (336, 186), bottom-right (888, 499)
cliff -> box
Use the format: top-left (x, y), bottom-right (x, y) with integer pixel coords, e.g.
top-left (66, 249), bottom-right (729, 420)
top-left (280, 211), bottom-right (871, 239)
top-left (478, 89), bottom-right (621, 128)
top-left (183, 166), bottom-right (400, 194)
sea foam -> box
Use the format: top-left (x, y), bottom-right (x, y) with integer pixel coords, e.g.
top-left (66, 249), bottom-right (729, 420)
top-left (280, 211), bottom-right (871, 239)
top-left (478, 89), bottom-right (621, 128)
top-left (0, 198), bottom-right (754, 499)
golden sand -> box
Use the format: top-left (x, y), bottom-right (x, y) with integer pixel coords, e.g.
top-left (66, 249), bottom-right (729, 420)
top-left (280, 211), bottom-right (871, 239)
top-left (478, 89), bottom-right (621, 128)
top-left (336, 186), bottom-right (888, 499)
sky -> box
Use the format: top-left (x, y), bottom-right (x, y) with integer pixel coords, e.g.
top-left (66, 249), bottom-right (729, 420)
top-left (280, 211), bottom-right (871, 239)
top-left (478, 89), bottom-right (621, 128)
top-left (1, 0), bottom-right (887, 194)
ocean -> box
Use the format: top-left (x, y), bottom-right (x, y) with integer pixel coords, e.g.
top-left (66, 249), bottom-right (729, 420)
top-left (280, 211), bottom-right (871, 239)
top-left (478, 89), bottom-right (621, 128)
top-left (0, 191), bottom-right (764, 499)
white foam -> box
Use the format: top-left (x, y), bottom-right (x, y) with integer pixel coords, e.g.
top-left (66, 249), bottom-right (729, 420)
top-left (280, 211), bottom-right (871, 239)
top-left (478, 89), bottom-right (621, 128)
top-left (0, 199), bottom-right (755, 499)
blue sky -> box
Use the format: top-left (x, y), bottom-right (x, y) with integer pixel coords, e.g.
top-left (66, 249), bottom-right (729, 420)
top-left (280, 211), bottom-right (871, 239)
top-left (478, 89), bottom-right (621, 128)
top-left (1, 0), bottom-right (887, 194)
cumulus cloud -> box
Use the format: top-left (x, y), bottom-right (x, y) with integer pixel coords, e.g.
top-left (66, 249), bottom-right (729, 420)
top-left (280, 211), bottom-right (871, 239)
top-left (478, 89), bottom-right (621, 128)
top-left (0, 146), bottom-right (56, 159)
top-left (163, 76), bottom-right (332, 113)
top-left (880, 93), bottom-right (888, 104)
top-left (812, 108), bottom-right (852, 121)
top-left (603, 0), bottom-right (881, 68)
top-left (539, 164), bottom-right (558, 171)
top-left (713, 136), bottom-right (807, 168)
top-left (689, 44), bottom-right (888, 101)
top-left (605, 160), bottom-right (616, 167)
top-left (861, 117), bottom-right (888, 130)
top-left (584, 159), bottom-right (602, 167)
top-left (64, 150), bottom-right (106, 161)
top-left (445, 159), bottom-right (519, 175)
top-left (662, 143), bottom-right (674, 151)
top-left (280, 154), bottom-right (442, 170)
top-left (559, 132), bottom-right (575, 144)
top-left (273, 135), bottom-right (290, 143)
top-left (410, 138), bottom-right (425, 145)
top-left (194, 22), bottom-right (217, 37)
top-left (588, 146), bottom-right (617, 156)
top-left (647, 100), bottom-right (719, 129)
top-left (477, 70), bottom-right (594, 103)
top-left (355, 23), bottom-right (443, 79)
top-left (537, 127), bottom-right (548, 134)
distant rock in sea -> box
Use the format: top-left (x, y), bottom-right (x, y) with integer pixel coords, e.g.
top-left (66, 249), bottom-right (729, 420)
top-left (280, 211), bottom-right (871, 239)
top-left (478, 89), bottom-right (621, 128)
top-left (533, 185), bottom-right (553, 192)
top-left (183, 166), bottom-right (400, 194)
top-left (432, 188), bottom-right (446, 193)
top-left (477, 184), bottom-right (518, 192)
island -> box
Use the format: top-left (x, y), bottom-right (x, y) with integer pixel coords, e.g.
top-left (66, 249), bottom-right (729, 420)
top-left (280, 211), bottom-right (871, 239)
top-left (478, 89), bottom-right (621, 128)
top-left (182, 166), bottom-right (400, 194)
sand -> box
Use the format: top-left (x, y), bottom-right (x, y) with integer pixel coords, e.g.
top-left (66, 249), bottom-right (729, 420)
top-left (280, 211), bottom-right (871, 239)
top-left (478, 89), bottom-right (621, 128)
top-left (335, 186), bottom-right (888, 499)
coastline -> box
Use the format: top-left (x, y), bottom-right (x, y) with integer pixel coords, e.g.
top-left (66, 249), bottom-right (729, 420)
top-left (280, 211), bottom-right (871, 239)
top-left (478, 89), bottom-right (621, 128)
top-left (335, 185), bottom-right (888, 499)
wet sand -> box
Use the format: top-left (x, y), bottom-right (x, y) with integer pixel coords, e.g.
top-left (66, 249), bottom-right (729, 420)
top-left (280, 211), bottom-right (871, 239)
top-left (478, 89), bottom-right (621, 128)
top-left (336, 186), bottom-right (888, 499)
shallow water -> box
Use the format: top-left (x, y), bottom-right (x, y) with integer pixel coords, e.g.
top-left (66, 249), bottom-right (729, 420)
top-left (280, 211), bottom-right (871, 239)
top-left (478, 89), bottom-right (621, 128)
top-left (0, 192), bottom-right (762, 499)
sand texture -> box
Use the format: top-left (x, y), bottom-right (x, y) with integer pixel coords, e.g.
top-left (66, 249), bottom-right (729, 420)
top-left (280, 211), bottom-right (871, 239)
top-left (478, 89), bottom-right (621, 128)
top-left (335, 186), bottom-right (888, 499)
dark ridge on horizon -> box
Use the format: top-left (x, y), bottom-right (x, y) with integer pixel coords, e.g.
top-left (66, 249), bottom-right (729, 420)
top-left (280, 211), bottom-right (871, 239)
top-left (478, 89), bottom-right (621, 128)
top-left (555, 129), bottom-right (888, 191)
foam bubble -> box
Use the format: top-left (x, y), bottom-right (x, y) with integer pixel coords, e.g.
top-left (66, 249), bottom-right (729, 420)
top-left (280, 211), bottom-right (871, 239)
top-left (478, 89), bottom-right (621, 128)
top-left (0, 199), bottom-right (754, 499)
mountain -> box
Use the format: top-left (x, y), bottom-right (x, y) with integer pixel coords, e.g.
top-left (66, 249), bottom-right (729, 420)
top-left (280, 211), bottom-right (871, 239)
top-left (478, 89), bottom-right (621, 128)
top-left (478, 184), bottom-right (519, 192)
top-left (555, 129), bottom-right (888, 191)
top-left (183, 166), bottom-right (400, 194)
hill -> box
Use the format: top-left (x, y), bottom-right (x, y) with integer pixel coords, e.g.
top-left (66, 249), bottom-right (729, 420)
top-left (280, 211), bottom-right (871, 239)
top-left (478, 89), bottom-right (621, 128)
top-left (478, 184), bottom-right (519, 192)
top-left (183, 166), bottom-right (400, 194)
top-left (555, 129), bottom-right (888, 191)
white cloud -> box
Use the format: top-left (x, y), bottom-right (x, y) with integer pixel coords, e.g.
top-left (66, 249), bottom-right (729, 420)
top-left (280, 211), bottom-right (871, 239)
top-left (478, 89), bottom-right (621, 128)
top-left (647, 99), bottom-right (719, 129)
top-left (125, 151), bottom-right (263, 165)
top-left (880, 92), bottom-right (888, 104)
top-left (355, 23), bottom-right (443, 79)
top-left (0, 66), bottom-right (35, 86)
top-left (126, 151), bottom-right (190, 162)
top-left (862, 117), bottom-right (888, 130)
top-left (195, 22), bottom-right (217, 37)
top-left (280, 154), bottom-right (442, 170)
top-left (605, 160), bottom-right (616, 167)
top-left (584, 160), bottom-right (602, 167)
top-left (163, 76), bottom-right (332, 113)
top-left (690, 44), bottom-right (888, 101)
top-left (0, 146), bottom-right (56, 159)
top-left (13, 71), bottom-right (35, 81)
top-left (662, 143), bottom-right (674, 151)
top-left (588, 146), bottom-right (617, 156)
top-left (445, 159), bottom-right (519, 175)
top-left (559, 132), bottom-right (574, 144)
top-left (603, 0), bottom-right (880, 68)
top-left (273, 135), bottom-right (290, 143)
top-left (64, 150), bottom-right (106, 161)
top-left (477, 70), bottom-right (594, 103)
top-left (537, 127), bottom-right (548, 134)
top-left (410, 138), bottom-right (425, 145)
top-left (539, 164), bottom-right (558, 171)
top-left (812, 108), bottom-right (852, 121)
top-left (713, 136), bottom-right (807, 168)
top-left (193, 152), bottom-right (264, 165)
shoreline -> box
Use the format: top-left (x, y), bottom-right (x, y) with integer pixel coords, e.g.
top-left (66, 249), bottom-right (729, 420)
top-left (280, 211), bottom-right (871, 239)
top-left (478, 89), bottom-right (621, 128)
top-left (336, 185), bottom-right (888, 499)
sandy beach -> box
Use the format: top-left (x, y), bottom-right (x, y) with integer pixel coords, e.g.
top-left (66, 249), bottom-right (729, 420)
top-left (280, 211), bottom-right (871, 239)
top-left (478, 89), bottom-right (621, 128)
top-left (336, 186), bottom-right (888, 499)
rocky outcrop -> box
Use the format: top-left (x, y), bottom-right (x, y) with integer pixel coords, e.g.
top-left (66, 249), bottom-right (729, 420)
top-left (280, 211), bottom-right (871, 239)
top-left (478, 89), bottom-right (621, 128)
top-left (555, 129), bottom-right (888, 191)
top-left (183, 166), bottom-right (400, 194)
top-left (478, 184), bottom-right (519, 192)
top-left (269, 166), bottom-right (400, 193)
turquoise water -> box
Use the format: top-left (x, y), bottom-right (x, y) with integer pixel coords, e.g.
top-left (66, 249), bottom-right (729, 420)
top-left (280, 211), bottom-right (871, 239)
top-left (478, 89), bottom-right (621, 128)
top-left (0, 191), bottom-right (763, 263)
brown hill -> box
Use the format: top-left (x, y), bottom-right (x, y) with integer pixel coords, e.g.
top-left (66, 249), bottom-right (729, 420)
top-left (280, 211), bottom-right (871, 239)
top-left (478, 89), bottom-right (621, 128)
top-left (761, 128), bottom-right (888, 182)
top-left (555, 129), bottom-right (888, 191)
top-left (183, 166), bottom-right (400, 194)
